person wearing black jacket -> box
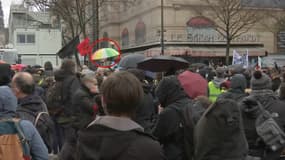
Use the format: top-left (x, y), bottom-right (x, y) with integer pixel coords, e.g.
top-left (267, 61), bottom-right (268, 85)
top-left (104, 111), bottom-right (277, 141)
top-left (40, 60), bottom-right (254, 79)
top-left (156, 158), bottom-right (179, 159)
top-left (240, 71), bottom-right (285, 160)
top-left (218, 74), bottom-right (248, 101)
top-left (72, 72), bottom-right (99, 130)
top-left (76, 71), bottom-right (165, 160)
top-left (127, 69), bottom-right (157, 133)
top-left (153, 75), bottom-right (194, 160)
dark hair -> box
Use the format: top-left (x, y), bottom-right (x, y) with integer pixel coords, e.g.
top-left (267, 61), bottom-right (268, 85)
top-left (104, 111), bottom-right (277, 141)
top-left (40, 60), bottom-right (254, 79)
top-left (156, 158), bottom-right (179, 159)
top-left (13, 72), bottom-right (35, 95)
top-left (44, 61), bottom-right (53, 71)
top-left (127, 68), bottom-right (145, 82)
top-left (60, 59), bottom-right (76, 74)
top-left (253, 70), bottom-right (262, 79)
top-left (100, 71), bottom-right (143, 115)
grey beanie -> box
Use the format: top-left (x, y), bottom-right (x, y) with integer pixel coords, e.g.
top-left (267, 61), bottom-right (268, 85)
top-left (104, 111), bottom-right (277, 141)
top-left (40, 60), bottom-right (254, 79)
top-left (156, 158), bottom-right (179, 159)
top-left (250, 71), bottom-right (272, 90)
top-left (81, 72), bottom-right (96, 83)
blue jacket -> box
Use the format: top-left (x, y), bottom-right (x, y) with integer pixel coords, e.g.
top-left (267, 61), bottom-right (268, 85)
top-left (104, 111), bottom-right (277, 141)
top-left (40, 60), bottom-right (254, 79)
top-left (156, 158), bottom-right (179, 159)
top-left (0, 86), bottom-right (48, 160)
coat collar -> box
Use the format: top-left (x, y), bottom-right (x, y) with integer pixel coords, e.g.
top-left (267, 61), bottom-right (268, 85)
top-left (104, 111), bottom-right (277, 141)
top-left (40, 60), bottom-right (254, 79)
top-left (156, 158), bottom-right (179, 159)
top-left (89, 116), bottom-right (144, 132)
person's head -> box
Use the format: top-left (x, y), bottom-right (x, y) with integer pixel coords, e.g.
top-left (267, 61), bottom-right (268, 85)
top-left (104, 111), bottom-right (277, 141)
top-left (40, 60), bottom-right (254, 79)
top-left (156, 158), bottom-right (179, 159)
top-left (11, 72), bottom-right (35, 98)
top-left (60, 59), bottom-right (76, 74)
top-left (230, 74), bottom-right (247, 92)
top-left (0, 86), bottom-right (17, 118)
top-left (216, 67), bottom-right (225, 78)
top-left (127, 68), bottom-right (145, 82)
top-left (195, 96), bottom-right (211, 109)
top-left (250, 70), bottom-right (272, 90)
top-left (44, 61), bottom-right (53, 71)
top-left (100, 71), bottom-right (143, 117)
top-left (0, 63), bottom-right (12, 86)
top-left (81, 72), bottom-right (99, 94)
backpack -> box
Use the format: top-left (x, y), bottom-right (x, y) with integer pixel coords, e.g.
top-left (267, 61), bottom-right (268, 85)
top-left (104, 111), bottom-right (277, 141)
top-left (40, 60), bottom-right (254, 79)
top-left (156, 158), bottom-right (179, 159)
top-left (46, 80), bottom-right (64, 116)
top-left (17, 109), bottom-right (55, 153)
top-left (172, 102), bottom-right (195, 160)
top-left (255, 100), bottom-right (285, 151)
top-left (0, 119), bottom-right (31, 160)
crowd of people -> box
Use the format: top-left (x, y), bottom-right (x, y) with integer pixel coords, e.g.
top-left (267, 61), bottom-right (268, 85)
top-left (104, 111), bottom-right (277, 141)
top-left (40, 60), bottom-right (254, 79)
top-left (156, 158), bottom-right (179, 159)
top-left (0, 58), bottom-right (285, 160)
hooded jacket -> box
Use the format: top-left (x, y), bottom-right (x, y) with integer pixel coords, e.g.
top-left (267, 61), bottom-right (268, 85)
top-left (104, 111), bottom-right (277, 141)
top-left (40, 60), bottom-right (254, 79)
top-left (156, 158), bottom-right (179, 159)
top-left (240, 90), bottom-right (285, 159)
top-left (218, 74), bottom-right (248, 101)
top-left (153, 76), bottom-right (193, 160)
top-left (194, 99), bottom-right (248, 160)
top-left (76, 116), bottom-right (165, 160)
top-left (17, 95), bottom-right (48, 123)
top-left (0, 86), bottom-right (48, 160)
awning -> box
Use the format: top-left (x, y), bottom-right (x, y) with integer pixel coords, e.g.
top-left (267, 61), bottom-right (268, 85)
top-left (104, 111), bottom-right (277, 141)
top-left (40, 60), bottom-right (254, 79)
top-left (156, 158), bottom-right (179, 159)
top-left (144, 47), bottom-right (266, 57)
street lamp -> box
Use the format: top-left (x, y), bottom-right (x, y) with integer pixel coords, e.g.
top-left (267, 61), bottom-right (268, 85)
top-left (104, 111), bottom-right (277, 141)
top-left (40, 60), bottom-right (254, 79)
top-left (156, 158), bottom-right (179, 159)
top-left (161, 0), bottom-right (164, 55)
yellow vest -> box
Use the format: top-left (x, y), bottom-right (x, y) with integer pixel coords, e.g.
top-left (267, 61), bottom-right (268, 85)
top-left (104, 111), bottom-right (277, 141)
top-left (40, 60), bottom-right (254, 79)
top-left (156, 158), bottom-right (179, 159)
top-left (208, 81), bottom-right (225, 102)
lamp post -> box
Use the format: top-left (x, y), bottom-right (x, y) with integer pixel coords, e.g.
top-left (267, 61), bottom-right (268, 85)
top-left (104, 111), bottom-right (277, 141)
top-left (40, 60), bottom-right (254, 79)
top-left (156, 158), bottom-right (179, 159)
top-left (161, 0), bottom-right (164, 55)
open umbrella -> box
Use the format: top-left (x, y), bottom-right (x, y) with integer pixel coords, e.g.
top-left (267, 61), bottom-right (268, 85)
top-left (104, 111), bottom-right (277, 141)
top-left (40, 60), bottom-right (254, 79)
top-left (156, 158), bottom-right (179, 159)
top-left (178, 70), bottom-right (208, 99)
top-left (137, 55), bottom-right (189, 72)
top-left (0, 60), bottom-right (6, 64)
top-left (118, 54), bottom-right (145, 70)
top-left (92, 48), bottom-right (119, 60)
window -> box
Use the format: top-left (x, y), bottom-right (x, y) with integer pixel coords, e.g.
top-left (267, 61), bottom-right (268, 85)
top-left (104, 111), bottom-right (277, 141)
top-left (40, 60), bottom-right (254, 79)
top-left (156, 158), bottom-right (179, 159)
top-left (27, 34), bottom-right (35, 43)
top-left (16, 34), bottom-right (35, 44)
top-left (17, 34), bottom-right (25, 43)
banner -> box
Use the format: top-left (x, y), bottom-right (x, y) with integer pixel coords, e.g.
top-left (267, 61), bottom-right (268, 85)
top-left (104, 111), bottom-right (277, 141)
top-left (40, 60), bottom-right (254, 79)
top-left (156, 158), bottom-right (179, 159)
top-left (242, 50), bottom-right (249, 68)
top-left (232, 50), bottom-right (243, 65)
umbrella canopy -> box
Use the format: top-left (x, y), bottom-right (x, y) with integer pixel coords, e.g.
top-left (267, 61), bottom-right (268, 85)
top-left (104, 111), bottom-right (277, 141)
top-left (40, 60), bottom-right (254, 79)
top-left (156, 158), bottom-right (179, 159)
top-left (190, 63), bottom-right (207, 69)
top-left (137, 55), bottom-right (189, 72)
top-left (118, 54), bottom-right (145, 70)
top-left (178, 70), bottom-right (208, 99)
top-left (0, 60), bottom-right (6, 64)
top-left (92, 48), bottom-right (119, 60)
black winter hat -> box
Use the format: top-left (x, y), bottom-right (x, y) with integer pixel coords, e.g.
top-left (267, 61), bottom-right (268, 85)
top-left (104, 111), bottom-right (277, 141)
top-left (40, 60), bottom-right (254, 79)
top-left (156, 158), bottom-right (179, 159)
top-left (250, 70), bottom-right (272, 90)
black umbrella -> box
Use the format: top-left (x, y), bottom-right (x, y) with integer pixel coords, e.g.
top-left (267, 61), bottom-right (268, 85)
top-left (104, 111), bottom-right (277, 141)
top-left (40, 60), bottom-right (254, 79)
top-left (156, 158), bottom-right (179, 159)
top-left (118, 54), bottom-right (145, 70)
top-left (137, 56), bottom-right (189, 72)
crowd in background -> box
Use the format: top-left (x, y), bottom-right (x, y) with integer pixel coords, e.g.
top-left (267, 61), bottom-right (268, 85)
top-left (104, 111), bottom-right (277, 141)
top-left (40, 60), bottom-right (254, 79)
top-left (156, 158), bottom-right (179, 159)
top-left (0, 59), bottom-right (285, 160)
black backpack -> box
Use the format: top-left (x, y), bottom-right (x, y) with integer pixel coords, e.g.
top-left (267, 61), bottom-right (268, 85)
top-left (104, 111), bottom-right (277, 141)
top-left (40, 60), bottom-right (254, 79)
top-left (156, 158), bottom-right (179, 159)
top-left (244, 97), bottom-right (285, 152)
top-left (172, 102), bottom-right (195, 160)
top-left (45, 80), bottom-right (64, 116)
top-left (17, 109), bottom-right (55, 153)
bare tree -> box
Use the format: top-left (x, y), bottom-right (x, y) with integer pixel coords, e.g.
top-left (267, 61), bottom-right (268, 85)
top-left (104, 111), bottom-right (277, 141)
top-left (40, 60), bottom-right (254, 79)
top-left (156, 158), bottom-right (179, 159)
top-left (196, 0), bottom-right (260, 65)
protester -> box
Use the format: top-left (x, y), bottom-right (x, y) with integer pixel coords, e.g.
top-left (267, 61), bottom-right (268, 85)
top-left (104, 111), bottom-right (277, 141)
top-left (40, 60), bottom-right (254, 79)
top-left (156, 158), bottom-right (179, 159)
top-left (44, 61), bottom-right (54, 77)
top-left (240, 70), bottom-right (285, 160)
top-left (218, 74), bottom-right (248, 101)
top-left (0, 86), bottom-right (48, 160)
top-left (194, 99), bottom-right (248, 160)
top-left (12, 72), bottom-right (48, 121)
top-left (208, 67), bottom-right (226, 102)
top-left (0, 63), bottom-right (13, 86)
top-left (72, 72), bottom-right (99, 130)
top-left (55, 59), bottom-right (81, 160)
top-left (76, 71), bottom-right (165, 160)
top-left (11, 72), bottom-right (55, 153)
top-left (127, 68), bottom-right (157, 133)
top-left (153, 75), bottom-right (194, 160)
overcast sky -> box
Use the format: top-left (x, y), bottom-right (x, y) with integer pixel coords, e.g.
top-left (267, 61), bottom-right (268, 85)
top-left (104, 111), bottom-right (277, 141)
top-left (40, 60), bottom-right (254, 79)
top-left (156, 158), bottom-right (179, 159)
top-left (2, 0), bottom-right (23, 27)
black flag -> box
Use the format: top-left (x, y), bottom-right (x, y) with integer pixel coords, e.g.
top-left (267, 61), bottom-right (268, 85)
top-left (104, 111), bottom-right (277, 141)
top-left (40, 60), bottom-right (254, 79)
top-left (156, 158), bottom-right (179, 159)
top-left (57, 35), bottom-right (80, 59)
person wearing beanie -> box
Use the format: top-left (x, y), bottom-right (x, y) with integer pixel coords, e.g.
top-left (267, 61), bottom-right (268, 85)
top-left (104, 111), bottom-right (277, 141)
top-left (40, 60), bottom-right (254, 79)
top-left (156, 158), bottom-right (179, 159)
top-left (218, 74), bottom-right (248, 101)
top-left (0, 86), bottom-right (48, 160)
top-left (208, 67), bottom-right (227, 102)
top-left (239, 70), bottom-right (285, 160)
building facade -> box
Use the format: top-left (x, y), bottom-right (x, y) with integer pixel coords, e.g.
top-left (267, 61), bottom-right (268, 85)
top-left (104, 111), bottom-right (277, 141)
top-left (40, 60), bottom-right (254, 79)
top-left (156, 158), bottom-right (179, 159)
top-left (98, 0), bottom-right (283, 63)
top-left (8, 4), bottom-right (62, 66)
